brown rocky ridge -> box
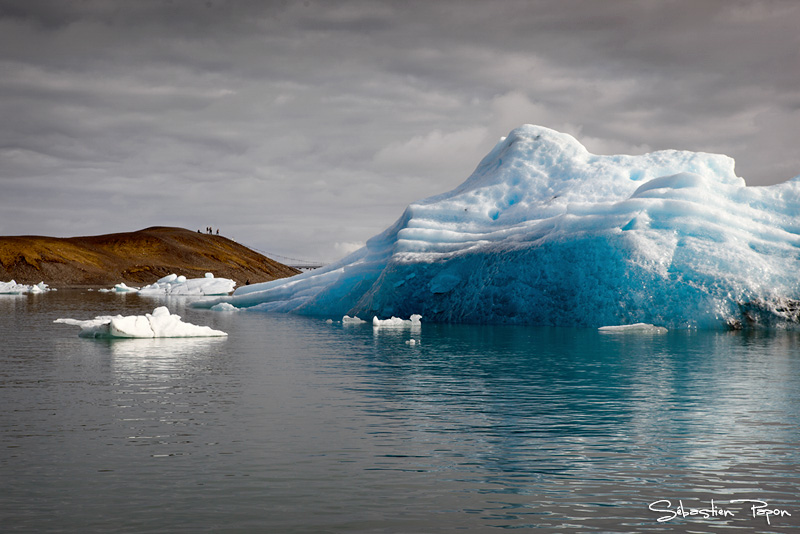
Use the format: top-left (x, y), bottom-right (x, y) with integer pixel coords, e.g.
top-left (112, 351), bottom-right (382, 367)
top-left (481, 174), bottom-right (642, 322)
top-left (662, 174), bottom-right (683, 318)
top-left (0, 226), bottom-right (300, 289)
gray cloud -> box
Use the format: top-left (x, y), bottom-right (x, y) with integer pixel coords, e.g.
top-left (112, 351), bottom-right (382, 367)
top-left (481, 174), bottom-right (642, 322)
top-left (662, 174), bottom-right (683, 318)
top-left (1, 0), bottom-right (798, 261)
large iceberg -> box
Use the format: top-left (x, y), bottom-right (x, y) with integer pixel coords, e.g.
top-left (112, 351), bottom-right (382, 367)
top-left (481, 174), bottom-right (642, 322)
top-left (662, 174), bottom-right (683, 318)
top-left (202, 125), bottom-right (800, 329)
top-left (55, 306), bottom-right (228, 338)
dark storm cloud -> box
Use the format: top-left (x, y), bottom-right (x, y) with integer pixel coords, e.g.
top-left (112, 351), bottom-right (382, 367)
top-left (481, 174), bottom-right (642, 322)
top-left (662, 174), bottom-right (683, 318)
top-left (1, 0), bottom-right (798, 260)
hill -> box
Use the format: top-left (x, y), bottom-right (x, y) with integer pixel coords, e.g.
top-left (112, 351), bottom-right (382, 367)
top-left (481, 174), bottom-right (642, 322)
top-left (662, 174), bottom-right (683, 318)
top-left (0, 226), bottom-right (300, 288)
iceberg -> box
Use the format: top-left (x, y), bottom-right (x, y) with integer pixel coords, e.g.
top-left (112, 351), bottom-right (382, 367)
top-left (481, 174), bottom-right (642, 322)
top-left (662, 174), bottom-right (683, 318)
top-left (55, 306), bottom-right (228, 338)
top-left (99, 273), bottom-right (235, 296)
top-left (0, 280), bottom-right (52, 294)
top-left (203, 125), bottom-right (800, 329)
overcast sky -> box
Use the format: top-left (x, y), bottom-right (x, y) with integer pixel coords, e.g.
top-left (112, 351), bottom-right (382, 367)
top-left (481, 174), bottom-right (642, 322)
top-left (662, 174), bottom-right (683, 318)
top-left (2, 0), bottom-right (799, 263)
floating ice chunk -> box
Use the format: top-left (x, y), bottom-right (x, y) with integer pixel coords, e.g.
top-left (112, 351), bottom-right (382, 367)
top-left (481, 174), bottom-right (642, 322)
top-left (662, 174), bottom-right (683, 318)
top-left (101, 274), bottom-right (235, 296)
top-left (598, 323), bottom-right (668, 334)
top-left (54, 306), bottom-right (227, 338)
top-left (404, 339), bottom-right (420, 346)
top-left (342, 315), bottom-right (367, 324)
top-left (97, 282), bottom-right (140, 293)
top-left (210, 302), bottom-right (240, 312)
top-left (139, 274), bottom-right (233, 296)
top-left (372, 314), bottom-right (422, 327)
top-left (114, 283), bottom-right (139, 292)
top-left (29, 282), bottom-right (51, 293)
top-left (0, 280), bottom-right (52, 294)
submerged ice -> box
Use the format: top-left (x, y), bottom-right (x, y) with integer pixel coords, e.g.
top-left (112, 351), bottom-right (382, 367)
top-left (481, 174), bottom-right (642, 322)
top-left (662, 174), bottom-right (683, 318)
top-left (205, 125), bottom-right (800, 329)
top-left (55, 306), bottom-right (227, 338)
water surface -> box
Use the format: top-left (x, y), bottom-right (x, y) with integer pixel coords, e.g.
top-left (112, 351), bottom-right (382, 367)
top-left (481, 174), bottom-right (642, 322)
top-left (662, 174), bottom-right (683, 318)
top-left (1, 291), bottom-right (798, 532)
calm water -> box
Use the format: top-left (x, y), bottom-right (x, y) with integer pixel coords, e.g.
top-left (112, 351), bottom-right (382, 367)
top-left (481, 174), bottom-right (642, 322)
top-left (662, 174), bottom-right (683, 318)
top-left (1, 290), bottom-right (799, 533)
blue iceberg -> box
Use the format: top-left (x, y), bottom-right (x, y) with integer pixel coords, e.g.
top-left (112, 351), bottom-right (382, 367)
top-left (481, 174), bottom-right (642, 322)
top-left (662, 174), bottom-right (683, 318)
top-left (207, 125), bottom-right (800, 328)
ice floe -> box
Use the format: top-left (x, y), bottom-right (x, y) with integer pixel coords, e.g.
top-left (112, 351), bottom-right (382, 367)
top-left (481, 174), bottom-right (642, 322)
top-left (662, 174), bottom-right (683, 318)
top-left (372, 314), bottom-right (422, 327)
top-left (99, 273), bottom-right (235, 296)
top-left (0, 280), bottom-right (52, 294)
top-left (55, 306), bottom-right (228, 338)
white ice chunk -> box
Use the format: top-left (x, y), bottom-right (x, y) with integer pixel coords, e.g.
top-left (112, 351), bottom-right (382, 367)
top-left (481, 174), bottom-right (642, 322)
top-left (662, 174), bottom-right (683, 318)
top-left (55, 306), bottom-right (228, 338)
top-left (113, 283), bottom-right (139, 292)
top-left (102, 273), bottom-right (235, 296)
top-left (210, 302), bottom-right (240, 312)
top-left (342, 315), bottom-right (367, 324)
top-left (372, 314), bottom-right (422, 327)
top-left (598, 323), bottom-right (668, 334)
top-left (0, 280), bottom-right (52, 294)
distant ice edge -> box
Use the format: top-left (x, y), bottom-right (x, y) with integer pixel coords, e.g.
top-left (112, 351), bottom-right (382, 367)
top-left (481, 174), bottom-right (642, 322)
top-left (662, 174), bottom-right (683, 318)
top-left (198, 124), bottom-right (800, 329)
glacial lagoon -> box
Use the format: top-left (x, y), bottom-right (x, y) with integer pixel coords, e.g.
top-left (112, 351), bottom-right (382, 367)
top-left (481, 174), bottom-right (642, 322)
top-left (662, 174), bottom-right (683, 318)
top-left (2, 290), bottom-right (799, 532)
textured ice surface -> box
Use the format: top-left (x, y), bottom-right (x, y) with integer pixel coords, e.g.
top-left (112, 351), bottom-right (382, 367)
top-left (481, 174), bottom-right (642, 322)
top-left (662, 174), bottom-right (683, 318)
top-left (204, 125), bottom-right (800, 328)
top-left (55, 306), bottom-right (227, 338)
top-left (0, 281), bottom-right (51, 294)
top-left (99, 273), bottom-right (235, 296)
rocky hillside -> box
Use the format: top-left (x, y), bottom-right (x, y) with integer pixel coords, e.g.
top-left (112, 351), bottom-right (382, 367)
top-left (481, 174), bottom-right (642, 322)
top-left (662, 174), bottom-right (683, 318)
top-left (0, 226), bottom-right (300, 288)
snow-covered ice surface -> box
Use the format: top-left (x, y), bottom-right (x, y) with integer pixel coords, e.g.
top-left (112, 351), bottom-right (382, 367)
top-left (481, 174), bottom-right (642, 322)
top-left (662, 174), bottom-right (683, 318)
top-left (99, 273), bottom-right (235, 296)
top-left (55, 306), bottom-right (228, 338)
top-left (0, 281), bottom-right (52, 294)
top-left (202, 125), bottom-right (800, 329)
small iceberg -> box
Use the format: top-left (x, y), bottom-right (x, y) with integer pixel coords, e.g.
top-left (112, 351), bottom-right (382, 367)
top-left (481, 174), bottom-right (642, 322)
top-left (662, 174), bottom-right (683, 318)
top-left (55, 306), bottom-right (228, 338)
top-left (372, 314), bottom-right (422, 327)
top-left (209, 302), bottom-right (240, 312)
top-left (99, 282), bottom-right (139, 293)
top-left (342, 315), bottom-right (367, 324)
top-left (598, 323), bottom-right (668, 334)
top-left (99, 273), bottom-right (235, 296)
top-left (0, 280), bottom-right (52, 294)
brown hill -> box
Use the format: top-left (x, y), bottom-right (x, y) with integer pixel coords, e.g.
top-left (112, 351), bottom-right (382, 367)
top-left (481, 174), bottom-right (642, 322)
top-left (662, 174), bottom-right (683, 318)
top-left (0, 226), bottom-right (301, 288)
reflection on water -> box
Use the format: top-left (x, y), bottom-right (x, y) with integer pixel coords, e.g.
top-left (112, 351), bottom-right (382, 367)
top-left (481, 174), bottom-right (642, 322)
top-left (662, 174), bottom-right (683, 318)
top-left (106, 336), bottom-right (227, 368)
top-left (1, 291), bottom-right (799, 533)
